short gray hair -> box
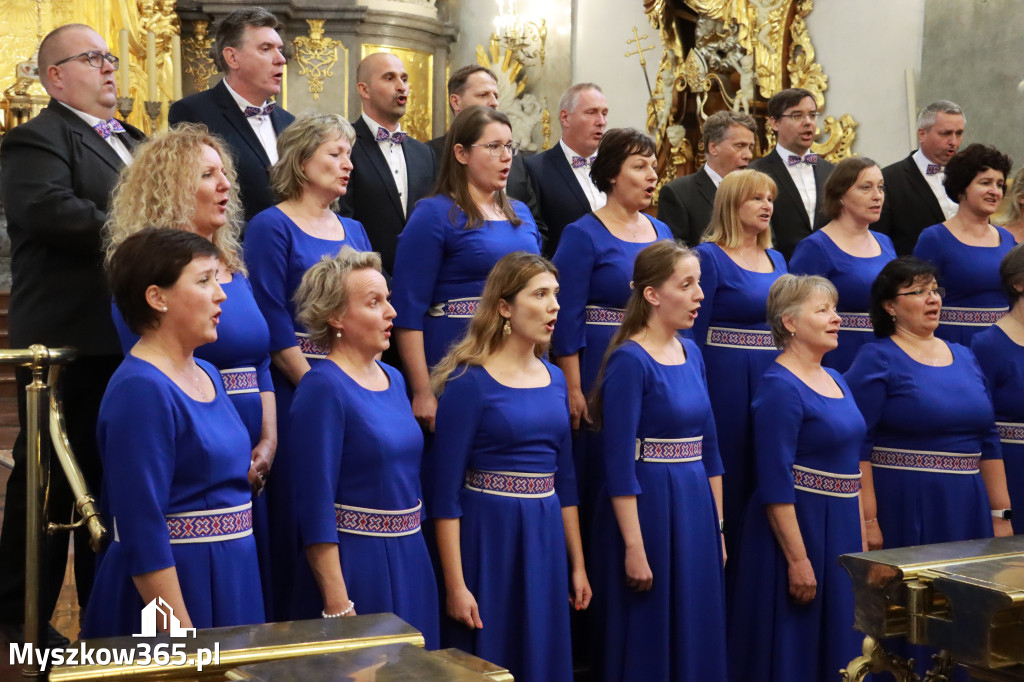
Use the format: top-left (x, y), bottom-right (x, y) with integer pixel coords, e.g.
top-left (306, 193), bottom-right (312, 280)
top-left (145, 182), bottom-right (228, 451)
top-left (703, 110), bottom-right (756, 148)
top-left (295, 247), bottom-right (384, 350)
top-left (558, 83), bottom-right (603, 116)
top-left (917, 100), bottom-right (965, 130)
top-left (271, 112), bottom-right (356, 203)
top-left (766, 274), bottom-right (838, 349)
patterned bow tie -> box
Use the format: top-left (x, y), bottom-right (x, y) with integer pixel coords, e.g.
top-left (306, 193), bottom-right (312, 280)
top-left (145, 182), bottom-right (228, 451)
top-left (375, 127), bottom-right (406, 144)
top-left (787, 153), bottom-right (818, 166)
top-left (243, 102), bottom-right (276, 118)
top-left (926, 164), bottom-right (943, 175)
top-left (93, 118), bottom-right (126, 140)
top-left (571, 155), bottom-right (596, 169)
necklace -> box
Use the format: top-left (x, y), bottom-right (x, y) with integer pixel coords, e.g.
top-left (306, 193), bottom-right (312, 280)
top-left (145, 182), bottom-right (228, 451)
top-left (730, 246), bottom-right (761, 271)
top-left (184, 362), bottom-right (208, 400)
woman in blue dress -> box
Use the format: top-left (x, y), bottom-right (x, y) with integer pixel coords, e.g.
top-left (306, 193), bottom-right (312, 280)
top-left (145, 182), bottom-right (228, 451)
top-left (284, 247), bottom-right (439, 645)
top-left (244, 113), bottom-right (371, 617)
top-left (790, 157), bottom-right (896, 372)
top-left (104, 124), bottom-right (276, 618)
top-left (913, 143), bottom-right (1014, 345)
top-left (430, 252), bottom-right (590, 682)
top-left (728, 275), bottom-right (865, 682)
top-left (392, 106), bottom-right (541, 432)
top-left (693, 169), bottom-right (787, 561)
top-left (971, 243), bottom-right (1024, 523)
top-left (83, 229), bottom-right (263, 637)
top-left (591, 241), bottom-right (726, 682)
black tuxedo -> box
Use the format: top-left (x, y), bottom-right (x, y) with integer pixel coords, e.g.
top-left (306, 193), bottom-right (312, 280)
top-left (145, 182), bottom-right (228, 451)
top-left (168, 81), bottom-right (295, 222)
top-left (428, 134), bottom-right (548, 247)
top-left (750, 149), bottom-right (833, 261)
top-left (525, 144), bottom-right (593, 257)
top-left (0, 99), bottom-right (144, 623)
top-left (874, 152), bottom-right (946, 256)
top-left (657, 168), bottom-right (716, 247)
top-left (338, 117), bottom-right (436, 274)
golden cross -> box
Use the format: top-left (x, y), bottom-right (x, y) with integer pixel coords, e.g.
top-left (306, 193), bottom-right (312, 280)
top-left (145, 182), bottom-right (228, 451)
top-left (624, 27), bottom-right (655, 97)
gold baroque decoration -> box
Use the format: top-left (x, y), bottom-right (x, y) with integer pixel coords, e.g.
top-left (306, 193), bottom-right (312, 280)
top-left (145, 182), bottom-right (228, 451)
top-left (183, 20), bottom-right (216, 93)
top-left (293, 20), bottom-right (342, 102)
top-left (477, 39), bottom-right (550, 151)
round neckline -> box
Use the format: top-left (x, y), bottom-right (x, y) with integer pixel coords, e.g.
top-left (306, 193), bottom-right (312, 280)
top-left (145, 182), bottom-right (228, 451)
top-left (888, 336), bottom-right (954, 368)
top-left (275, 205), bottom-right (349, 243)
top-left (129, 353), bottom-right (218, 404)
top-left (773, 361), bottom-right (845, 399)
top-left (591, 213), bottom-right (661, 245)
top-left (479, 363), bottom-right (553, 389)
top-left (938, 222), bottom-right (1006, 249)
top-left (710, 242), bottom-right (777, 274)
top-left (818, 229), bottom-right (886, 260)
top-left (626, 337), bottom-right (688, 366)
top-left (327, 358), bottom-right (393, 393)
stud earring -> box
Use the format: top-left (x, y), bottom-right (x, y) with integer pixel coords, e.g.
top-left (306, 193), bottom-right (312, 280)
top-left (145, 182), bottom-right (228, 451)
top-left (162, 306), bottom-right (168, 312)
top-left (502, 318), bottom-right (512, 337)
top-left (336, 329), bottom-right (343, 338)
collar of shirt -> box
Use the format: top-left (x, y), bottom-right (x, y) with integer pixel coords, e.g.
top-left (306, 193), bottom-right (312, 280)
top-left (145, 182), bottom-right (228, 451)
top-left (559, 139), bottom-right (596, 168)
top-left (57, 100), bottom-right (111, 129)
top-left (775, 143), bottom-right (814, 167)
top-left (703, 164), bottom-right (724, 188)
top-left (57, 100), bottom-right (132, 165)
top-left (223, 79), bottom-right (272, 117)
top-left (362, 112), bottom-right (404, 142)
top-left (912, 148), bottom-right (944, 176)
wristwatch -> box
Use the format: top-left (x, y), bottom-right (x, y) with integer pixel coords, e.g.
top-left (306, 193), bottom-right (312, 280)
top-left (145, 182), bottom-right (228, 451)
top-left (719, 519), bottom-right (726, 533)
top-left (991, 509), bottom-right (1013, 520)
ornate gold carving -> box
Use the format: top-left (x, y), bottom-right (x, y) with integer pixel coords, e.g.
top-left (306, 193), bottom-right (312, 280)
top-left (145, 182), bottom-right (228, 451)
top-left (477, 40), bottom-right (545, 153)
top-left (361, 44), bottom-right (432, 142)
top-left (293, 20), bottom-right (343, 102)
top-left (183, 20), bottom-right (216, 93)
top-left (841, 636), bottom-right (919, 682)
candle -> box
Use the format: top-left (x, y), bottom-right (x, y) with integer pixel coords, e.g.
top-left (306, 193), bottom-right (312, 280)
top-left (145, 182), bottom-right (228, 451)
top-left (118, 30), bottom-right (130, 97)
top-left (171, 35), bottom-right (182, 101)
top-left (146, 31), bottom-right (157, 101)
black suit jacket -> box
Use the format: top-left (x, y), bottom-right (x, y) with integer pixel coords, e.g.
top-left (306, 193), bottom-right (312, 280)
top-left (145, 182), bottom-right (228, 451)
top-left (428, 133), bottom-right (548, 247)
top-left (338, 117), bottom-right (436, 274)
top-left (750, 149), bottom-right (834, 261)
top-left (168, 81), bottom-right (294, 222)
top-left (0, 100), bottom-right (145, 355)
top-left (874, 152), bottom-right (946, 256)
top-left (525, 144), bottom-right (592, 257)
top-left (657, 169), bottom-right (716, 247)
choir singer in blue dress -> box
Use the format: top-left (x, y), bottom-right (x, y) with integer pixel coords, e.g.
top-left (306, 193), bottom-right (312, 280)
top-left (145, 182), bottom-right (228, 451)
top-left (83, 228), bottom-right (263, 637)
top-left (430, 252), bottom-right (590, 682)
top-left (285, 246), bottom-right (439, 646)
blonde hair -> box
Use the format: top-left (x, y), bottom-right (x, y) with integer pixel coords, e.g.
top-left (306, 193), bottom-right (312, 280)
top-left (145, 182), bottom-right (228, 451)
top-left (703, 169), bottom-right (776, 249)
top-left (294, 246), bottom-right (383, 350)
top-left (105, 123), bottom-right (245, 274)
top-left (765, 274), bottom-right (838, 349)
top-left (430, 252), bottom-right (558, 394)
top-left (271, 112), bottom-right (356, 206)
top-left (994, 166), bottom-right (1024, 228)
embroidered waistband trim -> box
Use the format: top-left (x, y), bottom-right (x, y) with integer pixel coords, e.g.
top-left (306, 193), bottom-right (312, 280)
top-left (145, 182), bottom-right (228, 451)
top-left (428, 297), bottom-right (481, 318)
top-left (870, 447), bottom-right (981, 474)
top-left (585, 306), bottom-right (625, 326)
top-left (706, 326), bottom-right (776, 349)
top-left (220, 366), bottom-right (259, 395)
top-left (838, 312), bottom-right (873, 332)
top-left (997, 422), bottom-right (1024, 445)
top-left (939, 306), bottom-right (1007, 326)
top-left (635, 436), bottom-right (703, 462)
top-left (792, 464), bottom-right (862, 497)
top-left (464, 469), bottom-right (555, 498)
top-left (296, 332), bottom-right (329, 359)
top-left (334, 501), bottom-right (422, 537)
top-left (165, 501), bottom-right (253, 544)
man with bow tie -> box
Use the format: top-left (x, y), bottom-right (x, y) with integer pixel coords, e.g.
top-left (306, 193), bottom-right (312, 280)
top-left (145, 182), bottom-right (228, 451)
top-left (337, 51), bottom-right (436, 276)
top-left (874, 100), bottom-right (966, 255)
top-left (526, 82), bottom-right (609, 256)
top-left (169, 7), bottom-right (294, 224)
top-left (0, 22), bottom-right (145, 643)
top-left (750, 87), bottom-right (835, 261)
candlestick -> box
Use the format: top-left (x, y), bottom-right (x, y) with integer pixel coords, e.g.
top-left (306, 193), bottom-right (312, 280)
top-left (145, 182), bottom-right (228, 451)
top-left (171, 35), bottom-right (182, 101)
top-left (146, 32), bottom-right (157, 101)
top-left (116, 96), bottom-right (134, 121)
top-left (118, 30), bottom-right (130, 97)
top-left (144, 100), bottom-right (163, 131)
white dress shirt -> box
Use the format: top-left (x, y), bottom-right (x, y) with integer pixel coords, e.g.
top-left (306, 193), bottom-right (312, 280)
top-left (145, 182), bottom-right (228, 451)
top-left (559, 139), bottom-right (606, 211)
top-left (223, 79), bottom-right (278, 165)
top-left (703, 164), bottom-right (724, 188)
top-left (59, 101), bottom-right (133, 165)
top-left (913, 148), bottom-right (959, 220)
top-left (362, 112), bottom-right (409, 217)
top-left (776, 144), bottom-right (817, 227)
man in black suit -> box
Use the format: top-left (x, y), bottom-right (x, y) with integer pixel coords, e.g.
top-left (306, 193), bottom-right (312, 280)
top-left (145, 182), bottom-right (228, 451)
top-left (874, 100), bottom-right (965, 255)
top-left (657, 109), bottom-right (756, 246)
top-left (427, 65), bottom-right (546, 244)
top-left (0, 23), bottom-right (145, 639)
top-left (750, 87), bottom-right (834, 260)
top-left (525, 82), bottom-right (608, 256)
top-left (169, 8), bottom-right (294, 223)
top-left (337, 52), bottom-right (436, 275)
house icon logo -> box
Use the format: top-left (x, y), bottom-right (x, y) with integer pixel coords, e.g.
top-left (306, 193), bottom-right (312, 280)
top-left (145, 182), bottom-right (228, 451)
top-left (133, 597), bottom-right (197, 638)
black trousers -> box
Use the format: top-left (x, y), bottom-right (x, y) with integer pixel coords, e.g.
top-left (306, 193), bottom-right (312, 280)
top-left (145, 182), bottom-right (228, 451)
top-left (0, 355), bottom-right (120, 624)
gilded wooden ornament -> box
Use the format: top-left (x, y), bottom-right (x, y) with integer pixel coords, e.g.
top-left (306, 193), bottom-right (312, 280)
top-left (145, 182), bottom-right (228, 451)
top-left (182, 20), bottom-right (216, 93)
top-left (293, 20), bottom-right (343, 102)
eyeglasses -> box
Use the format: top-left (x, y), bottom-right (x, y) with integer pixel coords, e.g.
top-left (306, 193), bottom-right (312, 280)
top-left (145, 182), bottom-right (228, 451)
top-left (470, 142), bottom-right (520, 158)
top-left (895, 286), bottom-right (945, 298)
top-left (778, 112), bottom-right (820, 122)
top-left (54, 51), bottom-right (120, 71)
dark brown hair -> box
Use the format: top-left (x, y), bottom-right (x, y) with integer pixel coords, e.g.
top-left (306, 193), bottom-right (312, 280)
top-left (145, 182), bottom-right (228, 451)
top-left (869, 256), bottom-right (939, 337)
top-left (213, 8), bottom-right (280, 73)
top-left (766, 88), bottom-right (816, 120)
top-left (589, 128), bottom-right (656, 194)
top-left (822, 157), bottom-right (879, 220)
top-left (943, 143), bottom-right (1012, 202)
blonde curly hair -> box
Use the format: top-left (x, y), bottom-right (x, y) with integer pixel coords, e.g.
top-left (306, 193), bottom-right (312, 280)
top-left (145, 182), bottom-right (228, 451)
top-left (295, 246), bottom-right (383, 350)
top-left (105, 123), bottom-right (245, 274)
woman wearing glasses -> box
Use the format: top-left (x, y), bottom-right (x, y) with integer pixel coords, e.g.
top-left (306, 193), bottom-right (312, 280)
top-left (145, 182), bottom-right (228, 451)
top-left (913, 144), bottom-right (1015, 345)
top-left (392, 106), bottom-right (542, 431)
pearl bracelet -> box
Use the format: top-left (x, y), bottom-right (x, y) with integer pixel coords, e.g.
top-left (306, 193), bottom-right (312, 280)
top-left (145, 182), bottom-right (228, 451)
top-left (322, 600), bottom-right (355, 618)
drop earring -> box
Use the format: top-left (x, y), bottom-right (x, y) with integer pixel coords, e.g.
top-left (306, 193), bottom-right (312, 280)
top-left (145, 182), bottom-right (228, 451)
top-left (502, 318), bottom-right (512, 337)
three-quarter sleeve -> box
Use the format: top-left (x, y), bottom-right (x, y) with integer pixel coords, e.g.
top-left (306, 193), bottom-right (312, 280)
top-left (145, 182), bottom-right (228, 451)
top-left (244, 214), bottom-right (299, 352)
top-left (599, 349), bottom-right (645, 497)
top-left (911, 226), bottom-right (943, 270)
top-left (689, 341), bottom-right (724, 478)
top-left (550, 368), bottom-right (579, 507)
top-left (551, 222), bottom-right (596, 357)
top-left (844, 343), bottom-right (891, 461)
top-left (963, 346), bottom-right (1003, 461)
top-left (692, 244), bottom-right (719, 349)
top-left (751, 374), bottom-right (803, 504)
top-left (392, 202), bottom-right (448, 332)
top-left (431, 369), bottom-right (484, 518)
top-left (511, 200), bottom-right (543, 252)
top-left (340, 217), bottom-right (373, 252)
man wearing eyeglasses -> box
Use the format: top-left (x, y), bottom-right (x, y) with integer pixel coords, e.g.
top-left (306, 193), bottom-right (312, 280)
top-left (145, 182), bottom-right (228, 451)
top-left (0, 23), bottom-right (145, 645)
top-left (750, 87), bottom-right (835, 260)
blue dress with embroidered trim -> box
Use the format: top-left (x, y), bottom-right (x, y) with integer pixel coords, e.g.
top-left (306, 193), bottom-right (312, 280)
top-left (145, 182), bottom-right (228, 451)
top-left (972, 324), bottom-right (1024, 523)
top-left (912, 224), bottom-right (1014, 344)
top-left (111, 274), bottom-right (276, 619)
top-left (592, 339), bottom-right (726, 682)
top-left (728, 363), bottom-right (865, 682)
top-left (431, 361), bottom-right (578, 682)
top-left (285, 360), bottom-right (438, 646)
top-left (391, 195), bottom-right (542, 370)
top-left (691, 242), bottom-right (787, 560)
top-left (81, 356), bottom-right (263, 638)
top-left (789, 229), bottom-right (896, 372)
